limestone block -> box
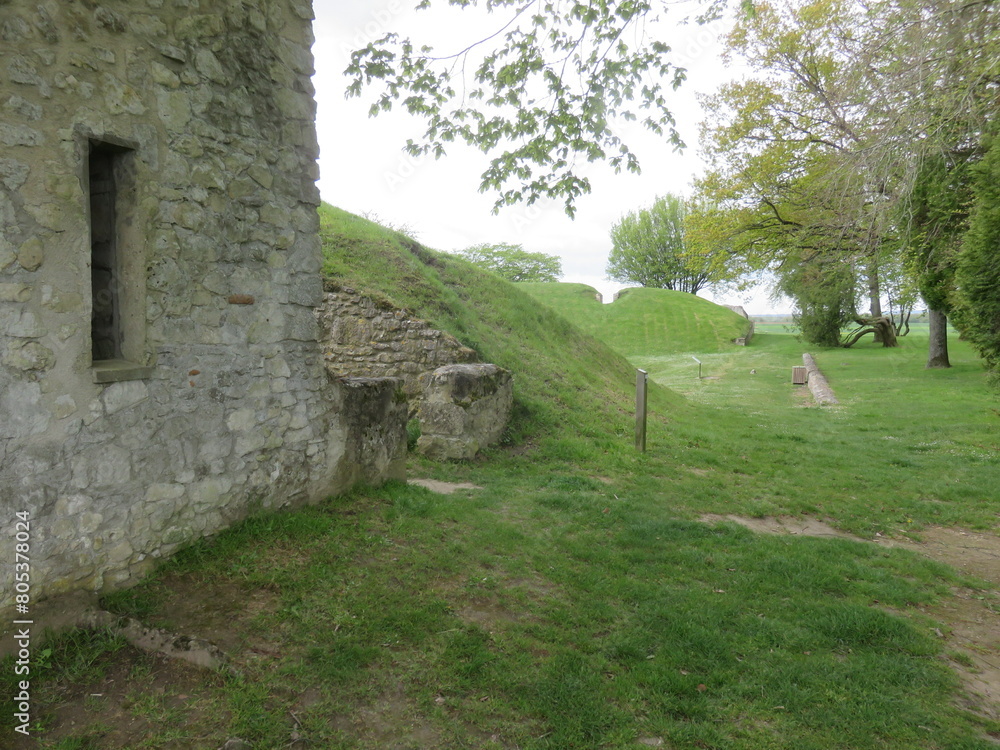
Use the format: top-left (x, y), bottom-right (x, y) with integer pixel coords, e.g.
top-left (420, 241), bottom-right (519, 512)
top-left (101, 381), bottom-right (149, 415)
top-left (416, 364), bottom-right (513, 460)
top-left (3, 341), bottom-right (55, 371)
top-left (175, 14), bottom-right (225, 39)
top-left (0, 381), bottom-right (50, 438)
top-left (329, 377), bottom-right (407, 488)
top-left (0, 123), bottom-right (42, 147)
top-left (0, 158), bottom-right (29, 190)
top-left (0, 283), bottom-right (31, 302)
top-left (194, 49), bottom-right (228, 84)
top-left (101, 73), bottom-right (146, 115)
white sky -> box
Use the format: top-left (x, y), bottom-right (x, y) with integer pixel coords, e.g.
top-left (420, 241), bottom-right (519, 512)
top-left (311, 0), bottom-right (788, 313)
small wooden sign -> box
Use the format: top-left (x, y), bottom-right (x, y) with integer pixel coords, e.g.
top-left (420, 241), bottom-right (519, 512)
top-left (792, 366), bottom-right (808, 385)
top-left (636, 369), bottom-right (648, 452)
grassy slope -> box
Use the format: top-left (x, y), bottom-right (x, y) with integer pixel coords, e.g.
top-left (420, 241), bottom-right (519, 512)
top-left (319, 204), bottom-right (687, 457)
top-left (11, 206), bottom-right (999, 750)
top-left (520, 282), bottom-right (752, 356)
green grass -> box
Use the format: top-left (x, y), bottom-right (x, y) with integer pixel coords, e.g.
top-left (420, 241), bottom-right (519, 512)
top-left (630, 330), bottom-right (1000, 537)
top-left (7, 206), bottom-right (999, 749)
top-left (520, 281), bottom-right (752, 356)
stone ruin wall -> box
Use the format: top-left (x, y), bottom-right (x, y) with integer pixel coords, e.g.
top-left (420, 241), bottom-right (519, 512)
top-left (0, 0), bottom-right (364, 615)
top-left (317, 283), bottom-right (479, 406)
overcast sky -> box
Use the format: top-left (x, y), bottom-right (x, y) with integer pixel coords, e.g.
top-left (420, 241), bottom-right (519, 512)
top-left (310, 1), bottom-right (787, 313)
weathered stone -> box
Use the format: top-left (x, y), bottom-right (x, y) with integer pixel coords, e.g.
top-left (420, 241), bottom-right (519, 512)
top-left (0, 307), bottom-right (45, 337)
top-left (0, 283), bottom-right (31, 303)
top-left (51, 395), bottom-right (78, 420)
top-left (94, 7), bottom-right (127, 33)
top-left (0, 381), bottom-right (51, 438)
top-left (194, 49), bottom-right (228, 84)
top-left (0, 158), bottom-right (29, 191)
top-left (317, 288), bottom-right (479, 407)
top-left (8, 55), bottom-right (41, 85)
top-left (150, 62), bottom-right (180, 88)
top-left (416, 364), bottom-right (514, 460)
top-left (3, 94), bottom-right (42, 120)
top-left (101, 381), bottom-right (149, 415)
top-left (330, 377), bottom-right (408, 487)
top-left (3, 341), bottom-right (55, 371)
top-left (175, 14), bottom-right (225, 39)
top-left (156, 89), bottom-right (192, 130)
top-left (102, 73), bottom-right (146, 115)
top-left (16, 237), bottom-right (43, 271)
top-left (0, 122), bottom-right (42, 147)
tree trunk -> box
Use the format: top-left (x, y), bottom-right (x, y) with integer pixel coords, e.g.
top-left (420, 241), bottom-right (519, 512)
top-left (868, 261), bottom-right (883, 342)
top-left (926, 308), bottom-right (951, 368)
top-left (842, 316), bottom-right (899, 348)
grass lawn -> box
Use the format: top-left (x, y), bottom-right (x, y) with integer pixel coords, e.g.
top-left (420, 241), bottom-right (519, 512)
top-left (5, 209), bottom-right (999, 749)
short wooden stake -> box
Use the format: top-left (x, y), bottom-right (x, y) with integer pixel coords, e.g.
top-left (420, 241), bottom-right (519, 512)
top-left (692, 356), bottom-right (702, 379)
top-left (635, 368), bottom-right (648, 452)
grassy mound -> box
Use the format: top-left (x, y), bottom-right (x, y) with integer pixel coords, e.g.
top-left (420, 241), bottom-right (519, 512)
top-left (520, 282), bottom-right (751, 356)
top-left (319, 204), bottom-right (687, 458)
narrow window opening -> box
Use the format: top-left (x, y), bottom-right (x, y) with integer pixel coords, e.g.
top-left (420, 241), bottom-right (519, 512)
top-left (89, 141), bottom-right (127, 362)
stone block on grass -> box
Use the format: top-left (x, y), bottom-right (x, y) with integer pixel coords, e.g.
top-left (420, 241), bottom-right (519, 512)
top-left (416, 364), bottom-right (513, 460)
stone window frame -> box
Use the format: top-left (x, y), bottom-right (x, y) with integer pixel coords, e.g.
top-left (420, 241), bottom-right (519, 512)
top-left (79, 129), bottom-right (153, 384)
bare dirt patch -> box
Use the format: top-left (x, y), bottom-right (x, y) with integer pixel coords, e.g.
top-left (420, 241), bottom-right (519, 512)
top-left (408, 478), bottom-right (484, 495)
top-left (699, 513), bottom-right (859, 541)
top-left (700, 514), bottom-right (1000, 720)
top-left (22, 645), bottom-right (227, 750)
top-left (147, 573), bottom-right (280, 656)
top-left (332, 683), bottom-right (443, 749)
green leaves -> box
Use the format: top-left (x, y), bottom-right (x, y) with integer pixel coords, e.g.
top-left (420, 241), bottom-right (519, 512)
top-left (457, 241), bottom-right (563, 282)
top-left (345, 0), bottom-right (681, 214)
top-left (606, 193), bottom-right (731, 295)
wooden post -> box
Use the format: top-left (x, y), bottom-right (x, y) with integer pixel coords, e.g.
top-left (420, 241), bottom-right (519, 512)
top-left (692, 356), bottom-right (702, 379)
top-left (635, 368), bottom-right (648, 452)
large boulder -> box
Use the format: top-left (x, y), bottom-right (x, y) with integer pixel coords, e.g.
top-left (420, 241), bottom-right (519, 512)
top-left (416, 364), bottom-right (513, 460)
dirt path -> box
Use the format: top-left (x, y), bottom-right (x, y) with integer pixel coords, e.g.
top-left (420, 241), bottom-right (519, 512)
top-left (700, 514), bottom-right (1000, 720)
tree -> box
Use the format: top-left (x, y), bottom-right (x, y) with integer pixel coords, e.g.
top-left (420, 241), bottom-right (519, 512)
top-left (345, 1), bottom-right (689, 215)
top-left (695, 0), bottom-right (1000, 354)
top-left (606, 194), bottom-right (722, 294)
top-left (776, 251), bottom-right (857, 348)
top-left (457, 242), bottom-right (562, 282)
top-left (953, 132), bottom-right (1000, 382)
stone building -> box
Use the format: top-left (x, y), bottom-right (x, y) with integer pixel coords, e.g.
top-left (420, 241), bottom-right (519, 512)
top-left (0, 1), bottom-right (386, 615)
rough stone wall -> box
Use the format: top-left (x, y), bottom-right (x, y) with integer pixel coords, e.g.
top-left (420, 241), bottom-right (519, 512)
top-left (0, 1), bottom-right (353, 614)
top-left (317, 283), bottom-right (478, 403)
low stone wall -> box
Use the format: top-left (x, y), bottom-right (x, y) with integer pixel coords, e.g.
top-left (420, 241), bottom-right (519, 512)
top-left (316, 283), bottom-right (477, 404)
top-left (417, 364), bottom-right (513, 460)
top-left (802, 353), bottom-right (839, 405)
top-left (734, 321), bottom-right (755, 346)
